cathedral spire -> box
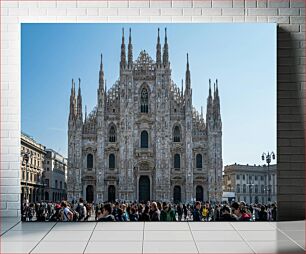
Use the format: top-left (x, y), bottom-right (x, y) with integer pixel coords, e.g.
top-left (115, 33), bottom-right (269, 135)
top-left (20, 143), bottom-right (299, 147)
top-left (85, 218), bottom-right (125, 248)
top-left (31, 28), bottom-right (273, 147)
top-left (99, 53), bottom-right (104, 91)
top-left (156, 28), bottom-right (161, 67)
top-left (213, 79), bottom-right (221, 124)
top-left (181, 79), bottom-right (184, 97)
top-left (85, 105), bottom-right (87, 122)
top-left (185, 53), bottom-right (191, 92)
top-left (208, 79), bottom-right (212, 98)
top-left (206, 79), bottom-right (213, 124)
top-left (215, 79), bottom-right (219, 97)
top-left (120, 28), bottom-right (126, 69)
top-left (162, 27), bottom-right (169, 67)
top-left (77, 78), bottom-right (82, 118)
top-left (69, 78), bottom-right (76, 120)
top-left (128, 28), bottom-right (133, 69)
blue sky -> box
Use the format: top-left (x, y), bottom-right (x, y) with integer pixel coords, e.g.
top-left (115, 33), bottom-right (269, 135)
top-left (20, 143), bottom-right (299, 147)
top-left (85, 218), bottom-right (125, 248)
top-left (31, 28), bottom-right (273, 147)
top-left (21, 23), bottom-right (276, 167)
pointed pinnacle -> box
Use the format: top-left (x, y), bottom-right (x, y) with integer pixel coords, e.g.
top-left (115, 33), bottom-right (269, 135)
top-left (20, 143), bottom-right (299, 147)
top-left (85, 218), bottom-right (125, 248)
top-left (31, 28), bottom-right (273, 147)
top-left (129, 28), bottom-right (131, 41)
top-left (187, 53), bottom-right (189, 69)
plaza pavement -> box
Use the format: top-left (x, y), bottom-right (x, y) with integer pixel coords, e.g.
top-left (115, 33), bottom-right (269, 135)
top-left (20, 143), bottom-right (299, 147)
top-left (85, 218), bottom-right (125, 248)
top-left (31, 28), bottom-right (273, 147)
top-left (0, 218), bottom-right (304, 253)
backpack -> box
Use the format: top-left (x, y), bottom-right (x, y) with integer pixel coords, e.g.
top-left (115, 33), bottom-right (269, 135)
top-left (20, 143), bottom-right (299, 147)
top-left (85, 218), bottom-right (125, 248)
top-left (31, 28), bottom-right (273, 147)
top-left (76, 204), bottom-right (85, 220)
top-left (72, 210), bottom-right (79, 222)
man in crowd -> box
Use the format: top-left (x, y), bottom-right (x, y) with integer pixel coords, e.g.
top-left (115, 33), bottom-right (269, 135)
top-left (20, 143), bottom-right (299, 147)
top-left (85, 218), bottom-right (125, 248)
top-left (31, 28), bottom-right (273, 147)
top-left (193, 201), bottom-right (202, 221)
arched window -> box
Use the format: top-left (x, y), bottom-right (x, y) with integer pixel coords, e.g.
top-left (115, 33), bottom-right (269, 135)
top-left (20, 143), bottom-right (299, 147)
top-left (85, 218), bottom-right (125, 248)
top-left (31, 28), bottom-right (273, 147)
top-left (140, 87), bottom-right (149, 113)
top-left (236, 184), bottom-right (240, 193)
top-left (174, 154), bottom-right (180, 169)
top-left (255, 185), bottom-right (258, 193)
top-left (243, 184), bottom-right (246, 193)
top-left (87, 154), bottom-right (93, 169)
top-left (109, 154), bottom-right (115, 169)
top-left (196, 154), bottom-right (202, 168)
top-left (173, 126), bottom-right (181, 142)
top-left (109, 126), bottom-right (116, 142)
top-left (141, 130), bottom-right (149, 148)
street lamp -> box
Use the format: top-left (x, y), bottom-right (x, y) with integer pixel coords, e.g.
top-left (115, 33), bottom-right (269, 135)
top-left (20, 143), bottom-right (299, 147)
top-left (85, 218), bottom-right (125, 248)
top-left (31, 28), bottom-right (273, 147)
top-left (21, 151), bottom-right (32, 204)
top-left (262, 152), bottom-right (275, 203)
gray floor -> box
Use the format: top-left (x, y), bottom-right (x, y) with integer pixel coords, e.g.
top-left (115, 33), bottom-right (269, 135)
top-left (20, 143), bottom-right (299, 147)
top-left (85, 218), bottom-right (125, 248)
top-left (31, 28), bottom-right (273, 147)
top-left (0, 218), bottom-right (305, 253)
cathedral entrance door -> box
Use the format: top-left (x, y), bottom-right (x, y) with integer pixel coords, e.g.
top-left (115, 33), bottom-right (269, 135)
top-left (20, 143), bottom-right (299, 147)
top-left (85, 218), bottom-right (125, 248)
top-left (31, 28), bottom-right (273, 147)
top-left (86, 185), bottom-right (94, 203)
top-left (196, 186), bottom-right (204, 201)
top-left (108, 185), bottom-right (116, 202)
top-left (173, 186), bottom-right (181, 203)
top-left (139, 176), bottom-right (150, 202)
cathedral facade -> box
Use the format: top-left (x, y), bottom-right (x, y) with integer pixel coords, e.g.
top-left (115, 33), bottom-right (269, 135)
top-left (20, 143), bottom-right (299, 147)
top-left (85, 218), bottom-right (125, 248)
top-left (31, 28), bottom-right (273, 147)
top-left (67, 28), bottom-right (223, 204)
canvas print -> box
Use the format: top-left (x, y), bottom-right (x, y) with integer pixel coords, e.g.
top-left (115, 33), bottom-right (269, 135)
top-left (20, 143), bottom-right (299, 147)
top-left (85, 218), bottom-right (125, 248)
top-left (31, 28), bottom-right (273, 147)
top-left (21, 23), bottom-right (276, 222)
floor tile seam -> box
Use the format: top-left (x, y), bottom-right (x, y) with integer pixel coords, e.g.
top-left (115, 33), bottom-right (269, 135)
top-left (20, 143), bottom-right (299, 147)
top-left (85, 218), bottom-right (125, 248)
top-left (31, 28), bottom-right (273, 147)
top-left (83, 222), bottom-right (98, 254)
top-left (49, 229), bottom-right (96, 231)
top-left (142, 221), bottom-right (145, 254)
top-left (187, 221), bottom-right (200, 254)
top-left (28, 221), bottom-right (58, 254)
top-left (87, 240), bottom-right (195, 242)
top-left (275, 227), bottom-right (305, 251)
top-left (229, 222), bottom-right (256, 254)
top-left (0, 220), bottom-right (21, 236)
top-left (268, 222), bottom-right (277, 229)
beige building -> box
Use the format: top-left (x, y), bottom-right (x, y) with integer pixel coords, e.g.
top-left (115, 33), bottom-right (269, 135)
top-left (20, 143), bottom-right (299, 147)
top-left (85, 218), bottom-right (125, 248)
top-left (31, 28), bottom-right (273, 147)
top-left (20, 132), bottom-right (46, 203)
top-left (43, 149), bottom-right (67, 202)
top-left (223, 163), bottom-right (277, 204)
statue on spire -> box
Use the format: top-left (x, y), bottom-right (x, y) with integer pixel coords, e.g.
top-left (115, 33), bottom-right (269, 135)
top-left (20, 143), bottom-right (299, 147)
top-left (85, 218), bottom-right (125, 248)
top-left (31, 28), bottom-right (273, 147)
top-left (99, 53), bottom-right (104, 90)
top-left (185, 53), bottom-right (191, 92)
top-left (162, 27), bottom-right (169, 67)
top-left (156, 28), bottom-right (161, 67)
top-left (120, 28), bottom-right (126, 69)
top-left (128, 28), bottom-right (133, 69)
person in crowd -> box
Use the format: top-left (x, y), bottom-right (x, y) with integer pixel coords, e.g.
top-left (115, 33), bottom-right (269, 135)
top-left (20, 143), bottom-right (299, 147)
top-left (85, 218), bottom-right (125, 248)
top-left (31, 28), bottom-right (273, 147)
top-left (183, 204), bottom-right (188, 221)
top-left (138, 205), bottom-right (150, 221)
top-left (121, 204), bottom-right (129, 221)
top-left (166, 203), bottom-right (176, 221)
top-left (129, 207), bottom-right (139, 221)
top-left (231, 202), bottom-right (251, 221)
top-left (176, 203), bottom-right (183, 221)
top-left (150, 202), bottom-right (160, 221)
top-left (85, 202), bottom-right (92, 221)
top-left (202, 203), bottom-right (209, 222)
top-left (258, 205), bottom-right (268, 221)
top-left (75, 198), bottom-right (86, 222)
top-left (49, 203), bottom-right (62, 222)
top-left (219, 205), bottom-right (237, 221)
top-left (160, 202), bottom-right (168, 221)
top-left (95, 203), bottom-right (100, 221)
top-left (97, 203), bottom-right (115, 222)
top-left (193, 201), bottom-right (202, 221)
top-left (61, 201), bottom-right (73, 222)
top-left (271, 203), bottom-right (277, 221)
top-left (214, 204), bottom-right (221, 221)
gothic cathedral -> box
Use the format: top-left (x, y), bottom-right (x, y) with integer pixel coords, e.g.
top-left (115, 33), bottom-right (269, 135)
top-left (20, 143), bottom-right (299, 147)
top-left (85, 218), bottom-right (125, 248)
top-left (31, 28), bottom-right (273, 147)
top-left (67, 28), bottom-right (223, 204)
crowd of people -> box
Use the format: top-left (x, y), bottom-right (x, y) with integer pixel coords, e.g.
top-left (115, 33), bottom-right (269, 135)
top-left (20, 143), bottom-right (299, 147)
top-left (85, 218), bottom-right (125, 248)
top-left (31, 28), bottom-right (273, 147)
top-left (21, 199), bottom-right (277, 222)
